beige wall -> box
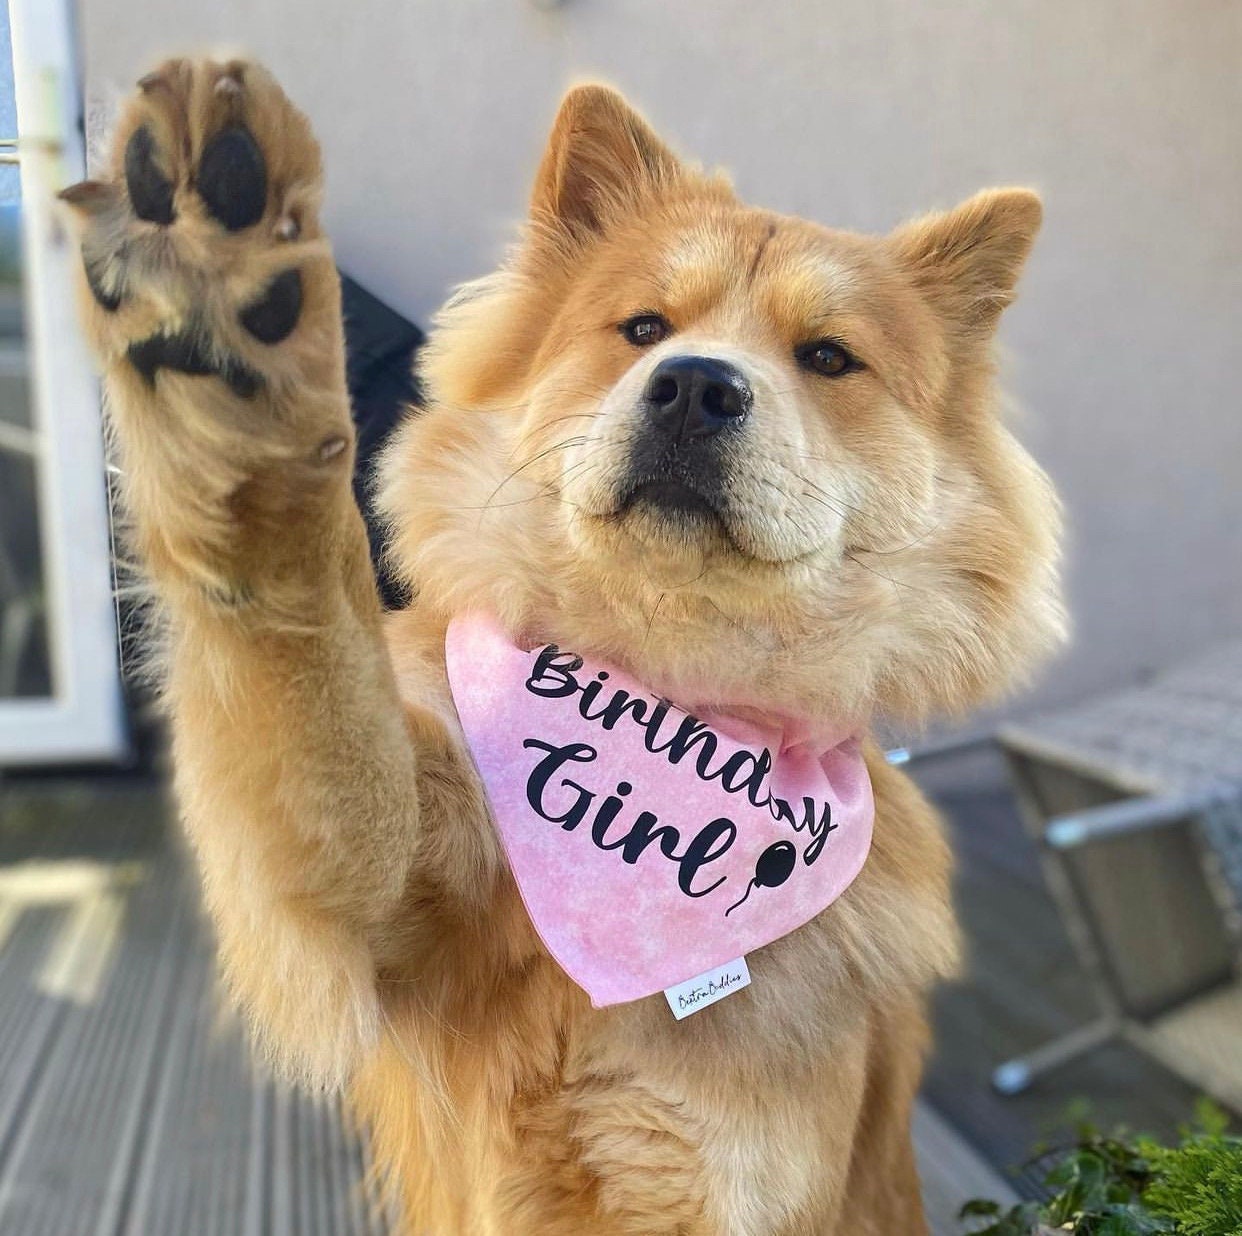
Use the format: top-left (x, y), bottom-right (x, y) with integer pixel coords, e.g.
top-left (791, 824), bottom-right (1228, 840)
top-left (81, 0), bottom-right (1242, 722)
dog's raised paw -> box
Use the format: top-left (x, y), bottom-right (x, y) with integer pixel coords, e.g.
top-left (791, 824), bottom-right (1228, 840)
top-left (59, 57), bottom-right (331, 408)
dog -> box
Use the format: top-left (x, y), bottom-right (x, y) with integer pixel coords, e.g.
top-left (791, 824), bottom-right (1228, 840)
top-left (62, 56), bottom-right (1064, 1235)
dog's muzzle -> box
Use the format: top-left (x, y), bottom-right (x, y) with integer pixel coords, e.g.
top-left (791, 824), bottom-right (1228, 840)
top-left (620, 355), bottom-right (751, 522)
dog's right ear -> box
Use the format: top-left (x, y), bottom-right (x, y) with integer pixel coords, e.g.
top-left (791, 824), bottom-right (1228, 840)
top-left (530, 85), bottom-right (683, 241)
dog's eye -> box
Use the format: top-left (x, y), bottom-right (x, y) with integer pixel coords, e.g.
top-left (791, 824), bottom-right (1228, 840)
top-left (797, 340), bottom-right (859, 377)
top-left (620, 314), bottom-right (671, 347)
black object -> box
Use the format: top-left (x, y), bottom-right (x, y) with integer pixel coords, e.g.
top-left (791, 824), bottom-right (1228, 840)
top-left (339, 273), bottom-right (425, 608)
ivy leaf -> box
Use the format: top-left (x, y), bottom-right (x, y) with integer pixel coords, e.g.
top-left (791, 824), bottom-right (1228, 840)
top-left (960, 1199), bottom-right (1003, 1218)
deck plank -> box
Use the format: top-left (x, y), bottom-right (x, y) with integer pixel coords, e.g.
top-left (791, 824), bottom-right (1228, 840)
top-left (914, 1100), bottom-right (1017, 1236)
top-left (0, 781), bottom-right (393, 1236)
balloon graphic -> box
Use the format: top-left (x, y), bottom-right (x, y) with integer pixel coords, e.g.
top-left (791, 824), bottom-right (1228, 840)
top-left (724, 840), bottom-right (798, 917)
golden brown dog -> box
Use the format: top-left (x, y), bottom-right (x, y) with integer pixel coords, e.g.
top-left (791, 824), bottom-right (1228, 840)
top-left (62, 56), bottom-right (1064, 1235)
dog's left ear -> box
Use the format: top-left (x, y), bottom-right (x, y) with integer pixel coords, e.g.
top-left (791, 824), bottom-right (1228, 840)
top-left (530, 84), bottom-right (683, 241)
top-left (890, 188), bottom-right (1042, 335)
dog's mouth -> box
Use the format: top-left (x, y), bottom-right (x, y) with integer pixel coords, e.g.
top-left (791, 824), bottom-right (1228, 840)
top-left (619, 477), bottom-right (724, 525)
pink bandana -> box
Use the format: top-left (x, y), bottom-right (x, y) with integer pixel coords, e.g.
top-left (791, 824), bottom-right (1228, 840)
top-left (445, 613), bottom-right (874, 1009)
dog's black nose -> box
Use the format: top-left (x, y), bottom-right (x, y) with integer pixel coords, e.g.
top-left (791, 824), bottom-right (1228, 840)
top-left (643, 356), bottom-right (751, 440)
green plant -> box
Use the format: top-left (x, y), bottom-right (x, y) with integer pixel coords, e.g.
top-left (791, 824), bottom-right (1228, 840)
top-left (1143, 1116), bottom-right (1242, 1236)
top-left (959, 1102), bottom-right (1242, 1236)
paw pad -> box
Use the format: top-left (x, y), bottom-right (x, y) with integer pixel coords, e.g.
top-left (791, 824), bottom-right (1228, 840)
top-left (239, 269), bottom-right (303, 344)
top-left (197, 127), bottom-right (267, 231)
top-left (124, 126), bottom-right (176, 225)
top-left (127, 332), bottom-right (261, 399)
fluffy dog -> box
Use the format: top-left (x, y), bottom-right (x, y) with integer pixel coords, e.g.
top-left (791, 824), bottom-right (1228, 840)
top-left (62, 56), bottom-right (1063, 1235)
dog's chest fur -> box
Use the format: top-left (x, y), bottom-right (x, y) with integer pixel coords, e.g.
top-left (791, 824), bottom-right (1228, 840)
top-left (359, 624), bottom-right (957, 1232)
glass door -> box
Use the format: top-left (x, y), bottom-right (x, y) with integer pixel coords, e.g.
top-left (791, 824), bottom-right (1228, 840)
top-left (0, 0), bottom-right (123, 763)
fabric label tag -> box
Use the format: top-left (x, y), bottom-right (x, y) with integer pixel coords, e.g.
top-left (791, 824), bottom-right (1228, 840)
top-left (664, 957), bottom-right (752, 1019)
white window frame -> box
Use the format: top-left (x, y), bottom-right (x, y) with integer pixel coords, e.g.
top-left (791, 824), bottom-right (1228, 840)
top-left (0, 0), bottom-right (125, 764)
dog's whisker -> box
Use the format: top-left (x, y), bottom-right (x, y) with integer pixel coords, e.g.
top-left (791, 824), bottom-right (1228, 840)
top-left (641, 591), bottom-right (667, 650)
top-left (699, 595), bottom-right (768, 646)
top-left (856, 518), bottom-right (946, 556)
top-left (482, 435), bottom-right (592, 507)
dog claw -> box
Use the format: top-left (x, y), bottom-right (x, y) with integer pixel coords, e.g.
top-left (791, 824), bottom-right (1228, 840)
top-left (58, 179), bottom-right (117, 215)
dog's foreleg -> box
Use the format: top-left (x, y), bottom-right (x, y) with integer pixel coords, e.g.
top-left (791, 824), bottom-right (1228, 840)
top-left (63, 56), bottom-right (421, 1087)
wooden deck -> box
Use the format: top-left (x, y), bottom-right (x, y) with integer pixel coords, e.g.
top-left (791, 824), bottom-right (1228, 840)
top-left (0, 780), bottom-right (390, 1236)
top-left (0, 754), bottom-right (1187, 1236)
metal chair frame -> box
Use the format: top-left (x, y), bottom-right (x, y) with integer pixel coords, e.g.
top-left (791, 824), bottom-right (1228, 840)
top-left (992, 752), bottom-right (1241, 1104)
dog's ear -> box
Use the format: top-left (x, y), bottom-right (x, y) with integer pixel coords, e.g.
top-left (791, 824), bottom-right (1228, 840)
top-left (531, 84), bottom-right (683, 241)
top-left (890, 188), bottom-right (1042, 335)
